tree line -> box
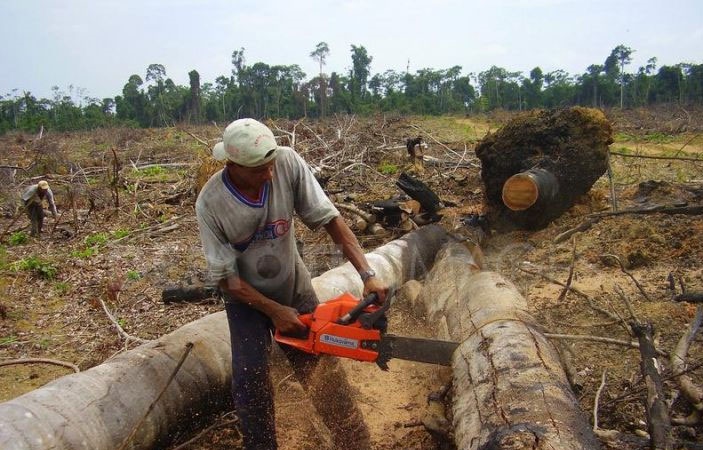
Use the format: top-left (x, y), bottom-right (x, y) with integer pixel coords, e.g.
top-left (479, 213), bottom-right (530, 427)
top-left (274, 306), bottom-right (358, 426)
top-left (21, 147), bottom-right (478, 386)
top-left (1, 43), bottom-right (702, 134)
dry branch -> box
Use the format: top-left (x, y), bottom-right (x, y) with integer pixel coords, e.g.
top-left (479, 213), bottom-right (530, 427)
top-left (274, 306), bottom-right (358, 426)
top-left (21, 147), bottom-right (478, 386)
top-left (606, 149), bottom-right (619, 211)
top-left (671, 305), bottom-right (703, 411)
top-left (171, 414), bottom-right (239, 450)
top-left (518, 263), bottom-right (622, 322)
top-left (631, 322), bottom-right (673, 450)
top-left (593, 369), bottom-right (606, 429)
top-left (544, 333), bottom-right (667, 357)
top-left (0, 358), bottom-right (80, 373)
top-left (334, 202), bottom-right (376, 224)
top-left (107, 215), bottom-right (186, 245)
top-left (601, 254), bottom-right (652, 301)
top-left (179, 129), bottom-right (210, 148)
top-left (557, 237), bottom-right (577, 302)
top-left (591, 369), bottom-right (638, 443)
top-left (98, 289), bottom-right (150, 345)
top-left (555, 204), bottom-right (703, 243)
top-left (272, 119), bottom-right (302, 148)
top-left (610, 151), bottom-right (703, 162)
top-left (409, 125), bottom-right (462, 159)
top-left (674, 292), bottom-right (703, 303)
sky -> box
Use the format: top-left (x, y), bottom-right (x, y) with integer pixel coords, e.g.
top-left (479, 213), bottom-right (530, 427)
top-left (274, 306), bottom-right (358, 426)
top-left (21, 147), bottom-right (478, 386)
top-left (1, 0), bottom-right (702, 102)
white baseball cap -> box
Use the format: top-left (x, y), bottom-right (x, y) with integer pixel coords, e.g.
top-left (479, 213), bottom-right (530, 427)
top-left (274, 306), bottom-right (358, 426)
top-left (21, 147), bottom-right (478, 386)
top-left (212, 118), bottom-right (278, 167)
top-left (38, 180), bottom-right (49, 189)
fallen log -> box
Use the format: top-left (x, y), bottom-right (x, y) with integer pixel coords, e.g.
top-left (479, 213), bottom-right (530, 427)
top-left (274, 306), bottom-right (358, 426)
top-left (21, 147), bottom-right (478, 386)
top-left (673, 292), bottom-right (703, 304)
top-left (0, 224), bottom-right (451, 450)
top-left (396, 172), bottom-right (442, 215)
top-left (162, 285), bottom-right (220, 304)
top-left (415, 242), bottom-right (600, 450)
top-left (631, 322), bottom-right (673, 449)
top-left (671, 305), bottom-right (703, 412)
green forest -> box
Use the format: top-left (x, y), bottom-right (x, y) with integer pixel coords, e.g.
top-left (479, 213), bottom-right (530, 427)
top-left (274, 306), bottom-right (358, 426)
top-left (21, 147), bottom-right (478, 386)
top-left (2, 43), bottom-right (702, 134)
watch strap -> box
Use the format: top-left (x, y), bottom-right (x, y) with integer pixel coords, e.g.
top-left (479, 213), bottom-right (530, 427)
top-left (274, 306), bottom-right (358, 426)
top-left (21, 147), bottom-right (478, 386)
top-left (359, 269), bottom-right (376, 283)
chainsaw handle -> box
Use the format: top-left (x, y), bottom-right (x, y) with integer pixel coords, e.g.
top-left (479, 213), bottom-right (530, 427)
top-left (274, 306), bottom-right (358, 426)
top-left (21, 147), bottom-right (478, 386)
top-left (277, 326), bottom-right (310, 340)
top-left (336, 292), bottom-right (378, 325)
top-left (274, 313), bottom-right (312, 342)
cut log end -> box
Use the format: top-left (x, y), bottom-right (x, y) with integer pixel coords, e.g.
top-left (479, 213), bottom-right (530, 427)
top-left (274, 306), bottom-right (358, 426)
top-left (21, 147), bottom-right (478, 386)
top-left (501, 168), bottom-right (560, 212)
top-left (502, 173), bottom-right (539, 211)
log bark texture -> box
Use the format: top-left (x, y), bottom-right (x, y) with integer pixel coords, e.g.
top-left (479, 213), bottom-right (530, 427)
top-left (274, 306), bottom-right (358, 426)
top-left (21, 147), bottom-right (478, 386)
top-left (0, 224), bottom-right (450, 450)
top-left (162, 285), bottom-right (219, 303)
top-left (632, 322), bottom-right (673, 450)
top-left (415, 242), bottom-right (600, 450)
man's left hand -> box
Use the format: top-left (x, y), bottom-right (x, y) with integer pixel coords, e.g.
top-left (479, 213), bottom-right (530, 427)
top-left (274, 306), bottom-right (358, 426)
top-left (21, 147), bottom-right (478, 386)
top-left (363, 277), bottom-right (388, 304)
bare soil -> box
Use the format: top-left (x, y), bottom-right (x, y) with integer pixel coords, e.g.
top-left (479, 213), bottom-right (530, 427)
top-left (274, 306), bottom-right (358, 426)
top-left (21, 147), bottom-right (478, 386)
top-left (1, 109), bottom-right (703, 449)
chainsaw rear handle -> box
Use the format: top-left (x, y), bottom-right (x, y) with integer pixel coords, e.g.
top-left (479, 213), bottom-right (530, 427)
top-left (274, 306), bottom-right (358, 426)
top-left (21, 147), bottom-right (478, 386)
top-left (277, 326), bottom-right (310, 340)
top-left (275, 313), bottom-right (312, 341)
top-left (336, 292), bottom-right (379, 325)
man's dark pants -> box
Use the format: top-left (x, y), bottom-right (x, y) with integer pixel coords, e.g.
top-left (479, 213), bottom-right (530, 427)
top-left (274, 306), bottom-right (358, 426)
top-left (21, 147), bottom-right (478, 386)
top-left (25, 202), bottom-right (44, 236)
top-left (225, 301), bottom-right (320, 450)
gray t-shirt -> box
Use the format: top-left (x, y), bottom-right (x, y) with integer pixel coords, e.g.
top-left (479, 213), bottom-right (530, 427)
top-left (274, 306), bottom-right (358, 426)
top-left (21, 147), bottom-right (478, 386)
top-left (195, 146), bottom-right (339, 311)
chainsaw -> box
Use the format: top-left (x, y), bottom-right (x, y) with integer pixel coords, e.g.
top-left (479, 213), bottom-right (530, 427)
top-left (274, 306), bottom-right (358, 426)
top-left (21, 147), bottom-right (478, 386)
top-left (274, 291), bottom-right (459, 370)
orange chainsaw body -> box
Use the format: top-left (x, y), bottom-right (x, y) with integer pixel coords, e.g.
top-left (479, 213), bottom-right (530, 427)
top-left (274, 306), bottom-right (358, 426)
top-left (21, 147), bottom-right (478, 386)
top-left (274, 292), bottom-right (382, 363)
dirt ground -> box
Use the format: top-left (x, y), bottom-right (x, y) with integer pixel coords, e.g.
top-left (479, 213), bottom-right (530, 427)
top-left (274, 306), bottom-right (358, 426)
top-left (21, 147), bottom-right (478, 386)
top-left (1, 108), bottom-right (702, 449)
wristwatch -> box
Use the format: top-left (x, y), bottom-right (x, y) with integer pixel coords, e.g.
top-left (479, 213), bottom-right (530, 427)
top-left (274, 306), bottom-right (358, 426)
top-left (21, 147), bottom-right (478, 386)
top-left (359, 269), bottom-right (376, 283)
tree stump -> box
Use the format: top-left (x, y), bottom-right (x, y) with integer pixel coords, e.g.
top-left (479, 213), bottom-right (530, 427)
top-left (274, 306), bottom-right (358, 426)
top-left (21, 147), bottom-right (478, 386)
top-left (475, 107), bottom-right (613, 230)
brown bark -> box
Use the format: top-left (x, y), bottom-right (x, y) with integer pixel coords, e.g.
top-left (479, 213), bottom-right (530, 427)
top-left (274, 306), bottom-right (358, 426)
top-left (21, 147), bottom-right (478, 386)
top-left (161, 285), bottom-right (220, 303)
top-left (631, 322), bottom-right (673, 450)
top-left (416, 242), bottom-right (600, 450)
top-left (671, 305), bottom-right (703, 412)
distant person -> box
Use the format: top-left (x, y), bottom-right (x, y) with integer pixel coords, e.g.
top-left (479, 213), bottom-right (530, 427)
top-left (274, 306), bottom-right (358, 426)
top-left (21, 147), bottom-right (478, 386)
top-left (195, 118), bottom-right (388, 450)
top-left (22, 180), bottom-right (58, 237)
top-left (406, 135), bottom-right (423, 159)
top-left (405, 136), bottom-right (426, 172)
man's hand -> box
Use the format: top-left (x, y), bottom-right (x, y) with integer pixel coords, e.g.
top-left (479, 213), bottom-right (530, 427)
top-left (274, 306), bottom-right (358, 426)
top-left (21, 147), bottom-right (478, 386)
top-left (270, 304), bottom-right (307, 335)
top-left (220, 276), bottom-right (307, 334)
top-left (363, 277), bottom-right (389, 304)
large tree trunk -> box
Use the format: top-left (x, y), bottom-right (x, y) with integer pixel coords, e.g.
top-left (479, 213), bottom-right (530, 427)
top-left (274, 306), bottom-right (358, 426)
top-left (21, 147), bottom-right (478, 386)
top-left (415, 242), bottom-right (600, 450)
top-left (0, 225), bottom-right (450, 450)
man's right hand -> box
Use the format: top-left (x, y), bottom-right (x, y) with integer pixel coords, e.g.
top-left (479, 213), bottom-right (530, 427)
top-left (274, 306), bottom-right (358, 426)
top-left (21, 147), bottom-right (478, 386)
top-left (219, 276), bottom-right (308, 334)
top-left (271, 304), bottom-right (307, 335)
